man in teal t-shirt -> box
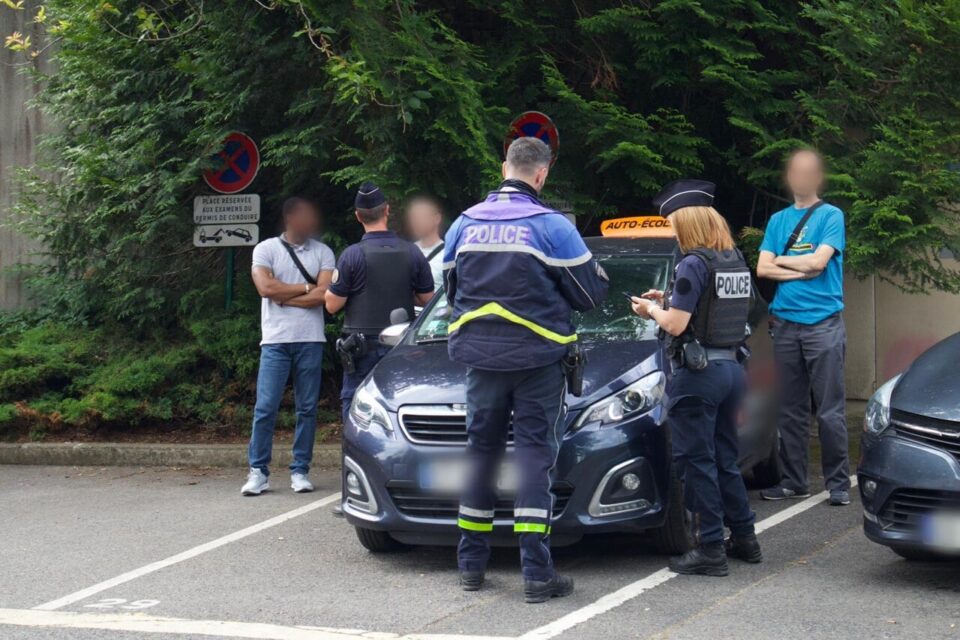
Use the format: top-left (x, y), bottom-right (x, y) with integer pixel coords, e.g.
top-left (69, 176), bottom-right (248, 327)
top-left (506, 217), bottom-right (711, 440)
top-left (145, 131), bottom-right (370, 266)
top-left (756, 149), bottom-right (851, 506)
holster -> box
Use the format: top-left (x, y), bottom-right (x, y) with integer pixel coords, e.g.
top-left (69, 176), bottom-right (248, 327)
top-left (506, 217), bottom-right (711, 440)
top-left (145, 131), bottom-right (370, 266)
top-left (561, 343), bottom-right (587, 397)
top-left (336, 333), bottom-right (368, 375)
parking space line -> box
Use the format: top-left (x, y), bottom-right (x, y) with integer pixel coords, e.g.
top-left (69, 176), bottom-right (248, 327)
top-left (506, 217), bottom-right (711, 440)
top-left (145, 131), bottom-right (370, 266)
top-left (519, 478), bottom-right (858, 640)
top-left (0, 608), bottom-right (510, 640)
top-left (32, 492), bottom-right (342, 612)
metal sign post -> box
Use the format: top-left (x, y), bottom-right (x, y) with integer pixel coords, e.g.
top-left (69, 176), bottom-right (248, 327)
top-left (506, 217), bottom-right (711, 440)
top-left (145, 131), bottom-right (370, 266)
top-left (225, 247), bottom-right (235, 312)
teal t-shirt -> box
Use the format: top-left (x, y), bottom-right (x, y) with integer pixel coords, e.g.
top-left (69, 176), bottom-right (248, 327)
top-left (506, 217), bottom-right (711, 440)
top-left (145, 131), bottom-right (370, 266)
top-left (759, 202), bottom-right (845, 324)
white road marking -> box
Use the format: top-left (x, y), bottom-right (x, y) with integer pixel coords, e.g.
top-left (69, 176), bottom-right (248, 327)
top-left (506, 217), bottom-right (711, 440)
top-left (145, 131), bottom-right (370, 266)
top-left (33, 492), bottom-right (342, 612)
top-left (0, 608), bottom-right (510, 640)
top-left (519, 478), bottom-right (858, 640)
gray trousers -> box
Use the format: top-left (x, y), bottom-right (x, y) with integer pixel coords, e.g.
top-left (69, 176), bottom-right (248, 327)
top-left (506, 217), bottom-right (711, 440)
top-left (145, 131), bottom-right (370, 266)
top-left (773, 314), bottom-right (850, 493)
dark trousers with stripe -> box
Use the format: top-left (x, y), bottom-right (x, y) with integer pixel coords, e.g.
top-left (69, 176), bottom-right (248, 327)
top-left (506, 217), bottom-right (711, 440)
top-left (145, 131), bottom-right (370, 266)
top-left (458, 362), bottom-right (566, 582)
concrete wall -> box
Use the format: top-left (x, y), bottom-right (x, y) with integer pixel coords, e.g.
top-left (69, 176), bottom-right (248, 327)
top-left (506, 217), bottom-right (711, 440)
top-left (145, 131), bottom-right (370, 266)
top-left (843, 262), bottom-right (960, 399)
top-left (0, 1), bottom-right (46, 309)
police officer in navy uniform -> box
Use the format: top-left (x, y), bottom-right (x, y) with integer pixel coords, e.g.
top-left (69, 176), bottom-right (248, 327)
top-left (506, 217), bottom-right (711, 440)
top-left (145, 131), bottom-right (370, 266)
top-left (443, 137), bottom-right (609, 602)
top-left (631, 179), bottom-right (761, 576)
top-left (325, 182), bottom-right (435, 419)
top-left (326, 183), bottom-right (434, 517)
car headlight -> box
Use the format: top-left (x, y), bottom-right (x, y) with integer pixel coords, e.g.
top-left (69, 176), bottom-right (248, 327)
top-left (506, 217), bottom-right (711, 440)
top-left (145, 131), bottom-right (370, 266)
top-left (573, 372), bottom-right (665, 430)
top-left (863, 374), bottom-right (901, 435)
top-left (349, 383), bottom-right (392, 434)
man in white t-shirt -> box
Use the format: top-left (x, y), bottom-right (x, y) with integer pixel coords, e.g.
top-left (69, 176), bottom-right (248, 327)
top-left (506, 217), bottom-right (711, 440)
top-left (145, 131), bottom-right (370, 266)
top-left (407, 195), bottom-right (445, 291)
top-left (241, 197), bottom-right (336, 496)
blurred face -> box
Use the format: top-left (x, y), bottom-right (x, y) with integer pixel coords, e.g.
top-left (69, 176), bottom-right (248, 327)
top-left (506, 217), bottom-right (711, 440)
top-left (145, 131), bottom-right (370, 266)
top-left (785, 150), bottom-right (825, 199)
top-left (407, 200), bottom-right (442, 240)
top-left (285, 203), bottom-right (320, 238)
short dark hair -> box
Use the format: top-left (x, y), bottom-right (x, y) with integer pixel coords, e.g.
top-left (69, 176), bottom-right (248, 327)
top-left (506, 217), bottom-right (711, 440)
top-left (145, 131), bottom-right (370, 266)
top-left (356, 202), bottom-right (388, 225)
top-left (282, 196), bottom-right (317, 216)
top-left (506, 137), bottom-right (552, 173)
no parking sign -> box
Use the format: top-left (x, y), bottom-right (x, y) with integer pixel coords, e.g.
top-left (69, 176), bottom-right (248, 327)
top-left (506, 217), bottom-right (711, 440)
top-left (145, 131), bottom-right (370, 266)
top-left (503, 111), bottom-right (560, 165)
top-left (202, 132), bottom-right (260, 194)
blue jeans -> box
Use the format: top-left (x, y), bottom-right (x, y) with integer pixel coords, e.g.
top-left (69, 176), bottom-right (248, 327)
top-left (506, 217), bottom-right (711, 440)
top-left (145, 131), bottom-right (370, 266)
top-left (249, 342), bottom-right (324, 476)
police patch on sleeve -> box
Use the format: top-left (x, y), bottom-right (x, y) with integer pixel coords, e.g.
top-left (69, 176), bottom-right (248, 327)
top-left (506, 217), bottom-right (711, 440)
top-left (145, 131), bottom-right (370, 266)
top-left (594, 261), bottom-right (609, 282)
top-left (331, 268), bottom-right (340, 285)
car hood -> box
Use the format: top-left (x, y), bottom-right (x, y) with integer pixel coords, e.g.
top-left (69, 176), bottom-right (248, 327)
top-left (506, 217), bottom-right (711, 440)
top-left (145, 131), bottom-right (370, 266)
top-left (369, 339), bottom-right (661, 412)
top-left (891, 332), bottom-right (960, 421)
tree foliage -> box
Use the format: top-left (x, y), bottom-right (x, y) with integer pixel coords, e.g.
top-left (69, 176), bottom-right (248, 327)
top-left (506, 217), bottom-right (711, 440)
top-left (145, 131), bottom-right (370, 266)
top-left (2, 0), bottom-right (955, 333)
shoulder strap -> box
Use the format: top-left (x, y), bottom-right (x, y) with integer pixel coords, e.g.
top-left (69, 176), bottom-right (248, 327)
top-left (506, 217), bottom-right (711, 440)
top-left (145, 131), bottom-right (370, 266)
top-left (425, 242), bottom-right (445, 262)
top-left (279, 239), bottom-right (317, 285)
top-left (781, 200), bottom-right (824, 255)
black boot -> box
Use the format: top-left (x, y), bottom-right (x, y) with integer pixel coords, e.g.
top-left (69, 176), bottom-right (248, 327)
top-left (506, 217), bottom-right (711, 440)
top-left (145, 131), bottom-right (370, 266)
top-left (459, 570), bottom-right (485, 592)
top-left (524, 574), bottom-right (574, 604)
top-left (725, 533), bottom-right (763, 563)
top-left (668, 544), bottom-right (729, 576)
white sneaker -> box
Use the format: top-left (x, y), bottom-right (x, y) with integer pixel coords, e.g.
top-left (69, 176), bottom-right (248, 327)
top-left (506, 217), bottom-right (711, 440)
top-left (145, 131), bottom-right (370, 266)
top-left (241, 468), bottom-right (269, 496)
top-left (291, 472), bottom-right (314, 493)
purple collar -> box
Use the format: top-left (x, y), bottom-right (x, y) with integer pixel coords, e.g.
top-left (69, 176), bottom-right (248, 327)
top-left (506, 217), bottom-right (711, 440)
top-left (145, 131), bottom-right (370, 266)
top-left (462, 189), bottom-right (556, 221)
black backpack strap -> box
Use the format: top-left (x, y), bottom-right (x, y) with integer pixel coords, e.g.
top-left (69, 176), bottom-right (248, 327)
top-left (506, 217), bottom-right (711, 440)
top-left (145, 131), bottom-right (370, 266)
top-left (781, 200), bottom-right (824, 255)
top-left (279, 239), bottom-right (317, 285)
top-left (425, 242), bottom-right (445, 262)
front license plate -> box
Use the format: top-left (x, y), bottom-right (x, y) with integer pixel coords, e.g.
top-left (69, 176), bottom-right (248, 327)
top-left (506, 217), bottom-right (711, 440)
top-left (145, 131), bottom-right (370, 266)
top-left (921, 512), bottom-right (960, 550)
top-left (418, 460), bottom-right (517, 494)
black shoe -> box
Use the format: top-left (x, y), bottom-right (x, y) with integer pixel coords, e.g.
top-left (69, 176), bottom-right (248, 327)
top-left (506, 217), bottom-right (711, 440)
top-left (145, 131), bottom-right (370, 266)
top-left (331, 502), bottom-right (344, 518)
top-left (669, 546), bottom-right (729, 576)
top-left (760, 485), bottom-right (811, 501)
top-left (725, 534), bottom-right (763, 563)
top-left (459, 571), bottom-right (485, 592)
top-left (524, 574), bottom-right (574, 604)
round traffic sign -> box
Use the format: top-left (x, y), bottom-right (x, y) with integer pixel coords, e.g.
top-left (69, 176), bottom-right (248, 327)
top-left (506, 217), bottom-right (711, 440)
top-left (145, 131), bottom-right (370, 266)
top-left (202, 132), bottom-right (260, 194)
top-left (503, 111), bottom-right (559, 165)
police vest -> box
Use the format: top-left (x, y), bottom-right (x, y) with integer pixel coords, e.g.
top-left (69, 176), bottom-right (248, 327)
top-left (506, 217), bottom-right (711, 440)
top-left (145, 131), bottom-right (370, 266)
top-left (684, 248), bottom-right (751, 348)
top-left (343, 242), bottom-right (415, 335)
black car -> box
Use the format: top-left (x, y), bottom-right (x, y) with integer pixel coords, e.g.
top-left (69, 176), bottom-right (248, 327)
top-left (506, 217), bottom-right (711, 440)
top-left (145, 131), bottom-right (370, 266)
top-left (860, 331), bottom-right (960, 559)
top-left (340, 227), bottom-right (779, 553)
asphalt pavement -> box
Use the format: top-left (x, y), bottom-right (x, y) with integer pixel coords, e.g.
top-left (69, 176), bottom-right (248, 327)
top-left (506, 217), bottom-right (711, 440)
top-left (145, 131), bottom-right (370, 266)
top-left (2, 464), bottom-right (958, 640)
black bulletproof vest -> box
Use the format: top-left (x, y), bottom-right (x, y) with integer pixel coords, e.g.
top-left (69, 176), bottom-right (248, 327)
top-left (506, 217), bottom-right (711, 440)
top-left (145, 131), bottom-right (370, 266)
top-left (343, 241), bottom-right (414, 335)
top-left (686, 248), bottom-right (751, 347)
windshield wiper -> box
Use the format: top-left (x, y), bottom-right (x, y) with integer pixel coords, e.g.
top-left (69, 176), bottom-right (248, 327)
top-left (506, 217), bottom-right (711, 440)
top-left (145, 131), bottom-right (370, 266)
top-left (415, 336), bottom-right (449, 344)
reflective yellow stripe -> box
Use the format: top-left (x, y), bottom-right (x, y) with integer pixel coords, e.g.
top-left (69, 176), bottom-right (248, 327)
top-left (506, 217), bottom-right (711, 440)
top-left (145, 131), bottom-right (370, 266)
top-left (513, 522), bottom-right (551, 534)
top-left (448, 303), bottom-right (578, 345)
top-left (458, 518), bottom-right (493, 532)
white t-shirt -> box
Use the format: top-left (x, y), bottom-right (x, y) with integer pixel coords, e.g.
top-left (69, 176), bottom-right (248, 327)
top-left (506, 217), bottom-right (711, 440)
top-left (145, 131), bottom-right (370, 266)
top-left (416, 240), bottom-right (444, 291)
top-left (251, 236), bottom-right (336, 345)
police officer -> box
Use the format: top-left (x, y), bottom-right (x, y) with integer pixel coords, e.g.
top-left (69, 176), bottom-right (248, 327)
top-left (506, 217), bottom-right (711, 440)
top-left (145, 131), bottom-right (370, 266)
top-left (444, 137), bottom-right (609, 603)
top-left (631, 179), bottom-right (761, 576)
top-left (325, 182), bottom-right (435, 421)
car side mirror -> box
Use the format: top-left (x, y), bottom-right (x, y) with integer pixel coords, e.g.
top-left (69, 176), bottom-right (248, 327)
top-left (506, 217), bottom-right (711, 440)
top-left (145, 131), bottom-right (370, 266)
top-left (379, 322), bottom-right (410, 347)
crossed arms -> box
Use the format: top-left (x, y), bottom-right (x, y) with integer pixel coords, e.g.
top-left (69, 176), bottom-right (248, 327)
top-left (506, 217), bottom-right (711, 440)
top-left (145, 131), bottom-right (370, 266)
top-left (756, 245), bottom-right (835, 282)
top-left (251, 266), bottom-right (333, 308)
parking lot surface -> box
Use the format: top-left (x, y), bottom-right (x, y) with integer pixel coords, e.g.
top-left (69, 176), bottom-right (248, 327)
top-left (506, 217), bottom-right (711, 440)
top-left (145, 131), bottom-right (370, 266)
top-left (2, 464), bottom-right (958, 640)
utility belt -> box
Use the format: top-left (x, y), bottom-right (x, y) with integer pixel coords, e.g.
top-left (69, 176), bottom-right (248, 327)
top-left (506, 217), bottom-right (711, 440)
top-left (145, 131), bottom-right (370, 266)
top-left (668, 336), bottom-right (745, 372)
top-left (336, 332), bottom-right (378, 374)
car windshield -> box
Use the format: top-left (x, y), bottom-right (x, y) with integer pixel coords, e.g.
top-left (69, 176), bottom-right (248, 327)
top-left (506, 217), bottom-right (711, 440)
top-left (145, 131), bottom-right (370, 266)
top-left (414, 255), bottom-right (673, 343)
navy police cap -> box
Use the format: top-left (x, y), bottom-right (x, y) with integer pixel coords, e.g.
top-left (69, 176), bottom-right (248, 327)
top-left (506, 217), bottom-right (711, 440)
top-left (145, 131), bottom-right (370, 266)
top-left (355, 181), bottom-right (386, 209)
top-left (652, 179), bottom-right (716, 217)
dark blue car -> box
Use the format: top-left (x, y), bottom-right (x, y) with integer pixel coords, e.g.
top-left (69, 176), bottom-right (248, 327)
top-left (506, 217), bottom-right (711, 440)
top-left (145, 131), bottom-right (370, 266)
top-left (860, 332), bottom-right (960, 560)
top-left (340, 232), bottom-right (779, 553)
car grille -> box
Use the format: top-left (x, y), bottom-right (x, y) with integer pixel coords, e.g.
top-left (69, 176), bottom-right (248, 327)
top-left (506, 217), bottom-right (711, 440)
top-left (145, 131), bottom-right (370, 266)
top-left (877, 488), bottom-right (960, 533)
top-left (399, 405), bottom-right (514, 446)
top-left (388, 483), bottom-right (573, 520)
top-left (891, 410), bottom-right (960, 462)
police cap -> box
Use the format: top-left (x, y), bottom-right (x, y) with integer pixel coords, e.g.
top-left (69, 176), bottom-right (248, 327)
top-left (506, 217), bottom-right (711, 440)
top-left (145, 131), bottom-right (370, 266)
top-left (652, 179), bottom-right (716, 217)
top-left (355, 182), bottom-right (386, 209)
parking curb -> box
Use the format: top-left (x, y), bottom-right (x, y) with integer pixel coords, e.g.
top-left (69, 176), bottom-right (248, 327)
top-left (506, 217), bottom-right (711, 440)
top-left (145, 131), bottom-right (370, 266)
top-left (0, 442), bottom-right (342, 469)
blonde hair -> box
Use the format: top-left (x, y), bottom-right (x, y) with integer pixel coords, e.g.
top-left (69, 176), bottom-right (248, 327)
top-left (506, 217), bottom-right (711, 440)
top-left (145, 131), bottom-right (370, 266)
top-left (669, 206), bottom-right (735, 254)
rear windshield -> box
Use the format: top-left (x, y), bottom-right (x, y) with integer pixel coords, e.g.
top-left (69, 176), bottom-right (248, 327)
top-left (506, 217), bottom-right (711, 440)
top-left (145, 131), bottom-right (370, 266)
top-left (414, 255), bottom-right (673, 343)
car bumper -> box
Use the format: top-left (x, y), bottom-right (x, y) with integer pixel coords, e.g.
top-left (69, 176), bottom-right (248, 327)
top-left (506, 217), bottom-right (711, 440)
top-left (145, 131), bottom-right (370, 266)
top-left (859, 431), bottom-right (960, 550)
top-left (341, 407), bottom-right (672, 546)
